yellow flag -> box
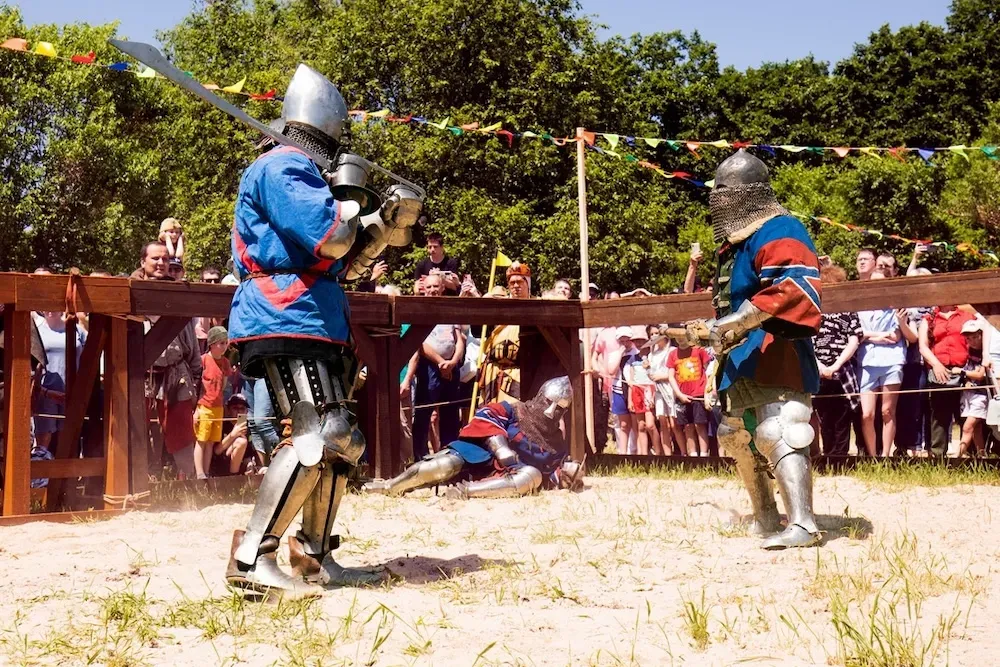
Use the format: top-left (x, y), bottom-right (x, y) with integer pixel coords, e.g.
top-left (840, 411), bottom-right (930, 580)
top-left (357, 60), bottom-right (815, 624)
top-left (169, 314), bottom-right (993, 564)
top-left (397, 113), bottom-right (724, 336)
top-left (136, 67), bottom-right (156, 79)
top-left (222, 77), bottom-right (247, 93)
top-left (202, 83), bottom-right (220, 91)
top-left (33, 41), bottom-right (57, 58)
top-left (495, 250), bottom-right (513, 267)
top-left (707, 140), bottom-right (730, 148)
top-left (604, 134), bottom-right (620, 149)
top-left (427, 117), bottom-right (450, 130)
top-left (368, 108), bottom-right (390, 118)
top-left (481, 122), bottom-right (502, 133)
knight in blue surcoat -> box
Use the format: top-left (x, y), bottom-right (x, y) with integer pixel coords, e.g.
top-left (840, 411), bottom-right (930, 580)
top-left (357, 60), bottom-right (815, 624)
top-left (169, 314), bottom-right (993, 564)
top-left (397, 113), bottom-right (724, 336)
top-left (685, 149), bottom-right (824, 550)
top-left (225, 65), bottom-right (423, 597)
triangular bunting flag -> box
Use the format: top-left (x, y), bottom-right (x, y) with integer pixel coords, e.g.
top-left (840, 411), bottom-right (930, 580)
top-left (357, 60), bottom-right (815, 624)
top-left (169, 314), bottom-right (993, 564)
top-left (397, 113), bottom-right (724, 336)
top-left (249, 89), bottom-right (277, 101)
top-left (496, 129), bottom-right (514, 147)
top-left (707, 140), bottom-right (730, 149)
top-left (107, 62), bottom-right (129, 72)
top-left (948, 145), bottom-right (970, 162)
top-left (1, 38), bottom-right (28, 52)
top-left (859, 147), bottom-right (882, 159)
top-left (665, 140), bottom-right (681, 151)
top-left (705, 179), bottom-right (716, 188)
top-left (522, 130), bottom-right (538, 138)
top-left (460, 122), bottom-right (479, 131)
top-left (33, 41), bottom-right (57, 58)
top-left (778, 145), bottom-right (806, 153)
top-left (731, 141), bottom-right (752, 149)
top-left (643, 138), bottom-right (663, 148)
top-left (604, 134), bottom-right (620, 149)
top-left (71, 51), bottom-right (96, 64)
top-left (685, 142), bottom-right (701, 157)
top-left (137, 67), bottom-right (156, 79)
top-left (981, 146), bottom-right (999, 160)
top-left (832, 147), bottom-right (851, 158)
top-left (758, 145), bottom-right (776, 156)
top-left (480, 122), bottom-right (502, 133)
top-left (427, 118), bottom-right (450, 130)
top-left (222, 77), bottom-right (247, 93)
top-left (202, 83), bottom-right (220, 90)
top-left (917, 148), bottom-right (936, 164)
top-left (447, 127), bottom-right (463, 135)
top-left (580, 131), bottom-right (596, 145)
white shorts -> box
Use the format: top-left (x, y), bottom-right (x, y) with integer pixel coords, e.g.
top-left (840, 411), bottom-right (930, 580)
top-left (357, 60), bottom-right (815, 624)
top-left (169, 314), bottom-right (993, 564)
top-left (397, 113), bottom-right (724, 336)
top-left (860, 364), bottom-right (904, 392)
top-left (961, 391), bottom-right (988, 419)
top-left (654, 386), bottom-right (676, 418)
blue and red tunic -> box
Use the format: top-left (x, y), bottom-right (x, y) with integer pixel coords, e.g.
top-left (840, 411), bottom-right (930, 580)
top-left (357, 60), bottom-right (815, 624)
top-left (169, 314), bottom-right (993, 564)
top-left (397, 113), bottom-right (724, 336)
top-left (448, 402), bottom-right (566, 485)
top-left (714, 215), bottom-right (822, 394)
top-left (229, 146), bottom-right (353, 346)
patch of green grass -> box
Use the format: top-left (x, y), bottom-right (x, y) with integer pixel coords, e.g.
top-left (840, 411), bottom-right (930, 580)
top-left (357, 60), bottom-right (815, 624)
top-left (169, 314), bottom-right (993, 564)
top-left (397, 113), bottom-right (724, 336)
top-left (591, 462), bottom-right (736, 481)
top-left (680, 588), bottom-right (711, 651)
top-left (829, 459), bottom-right (1000, 490)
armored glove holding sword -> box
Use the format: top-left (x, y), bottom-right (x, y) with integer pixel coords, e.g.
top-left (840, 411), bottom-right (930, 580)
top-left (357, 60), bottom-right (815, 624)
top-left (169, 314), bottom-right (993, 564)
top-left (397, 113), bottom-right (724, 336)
top-left (111, 41), bottom-right (425, 595)
top-left (681, 149), bottom-right (824, 550)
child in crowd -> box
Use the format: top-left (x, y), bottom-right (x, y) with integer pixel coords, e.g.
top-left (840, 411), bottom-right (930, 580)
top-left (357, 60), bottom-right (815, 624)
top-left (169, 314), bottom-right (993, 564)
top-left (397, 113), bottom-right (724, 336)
top-left (159, 218), bottom-right (185, 260)
top-left (959, 318), bottom-right (989, 457)
top-left (626, 326), bottom-right (659, 456)
top-left (667, 333), bottom-right (712, 456)
top-left (194, 326), bottom-right (233, 478)
top-left (210, 393), bottom-right (253, 476)
top-left (645, 327), bottom-right (685, 455)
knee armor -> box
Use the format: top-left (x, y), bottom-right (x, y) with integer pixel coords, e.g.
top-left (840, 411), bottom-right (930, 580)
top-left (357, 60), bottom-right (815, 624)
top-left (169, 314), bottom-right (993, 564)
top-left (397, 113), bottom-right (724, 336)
top-left (753, 399), bottom-right (813, 467)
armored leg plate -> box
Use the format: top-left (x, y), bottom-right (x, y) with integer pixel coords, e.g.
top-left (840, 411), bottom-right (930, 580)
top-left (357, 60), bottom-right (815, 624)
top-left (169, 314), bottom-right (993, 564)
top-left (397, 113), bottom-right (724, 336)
top-left (718, 417), bottom-right (781, 536)
top-left (226, 530), bottom-right (323, 599)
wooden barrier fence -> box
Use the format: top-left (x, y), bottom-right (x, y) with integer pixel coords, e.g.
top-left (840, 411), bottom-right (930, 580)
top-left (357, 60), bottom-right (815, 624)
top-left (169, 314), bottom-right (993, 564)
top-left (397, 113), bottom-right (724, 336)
top-left (2, 268), bottom-right (1000, 521)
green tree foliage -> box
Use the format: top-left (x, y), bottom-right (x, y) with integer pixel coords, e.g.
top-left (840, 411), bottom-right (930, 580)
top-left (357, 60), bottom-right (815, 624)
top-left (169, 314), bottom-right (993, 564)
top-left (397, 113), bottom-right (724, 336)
top-left (2, 0), bottom-right (1000, 290)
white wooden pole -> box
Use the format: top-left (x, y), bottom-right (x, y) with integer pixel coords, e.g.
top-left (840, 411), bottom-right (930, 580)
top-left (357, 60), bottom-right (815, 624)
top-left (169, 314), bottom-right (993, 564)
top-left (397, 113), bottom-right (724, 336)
top-left (576, 128), bottom-right (596, 451)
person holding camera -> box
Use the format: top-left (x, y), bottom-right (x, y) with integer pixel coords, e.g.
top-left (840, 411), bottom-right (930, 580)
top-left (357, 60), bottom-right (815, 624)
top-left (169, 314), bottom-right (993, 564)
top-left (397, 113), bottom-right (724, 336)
top-left (414, 231), bottom-right (461, 295)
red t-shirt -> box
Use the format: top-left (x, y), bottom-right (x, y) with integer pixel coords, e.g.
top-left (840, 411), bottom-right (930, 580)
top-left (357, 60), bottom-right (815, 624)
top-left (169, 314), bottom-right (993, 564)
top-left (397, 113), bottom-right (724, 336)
top-left (199, 353), bottom-right (232, 408)
top-left (926, 308), bottom-right (974, 368)
top-left (667, 346), bottom-right (710, 398)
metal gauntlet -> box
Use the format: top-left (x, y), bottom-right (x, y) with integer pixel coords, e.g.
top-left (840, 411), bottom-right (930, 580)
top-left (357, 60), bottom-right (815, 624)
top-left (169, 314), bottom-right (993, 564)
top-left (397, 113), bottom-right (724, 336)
top-left (708, 300), bottom-right (771, 354)
top-left (347, 185), bottom-right (423, 280)
top-left (485, 435), bottom-right (518, 468)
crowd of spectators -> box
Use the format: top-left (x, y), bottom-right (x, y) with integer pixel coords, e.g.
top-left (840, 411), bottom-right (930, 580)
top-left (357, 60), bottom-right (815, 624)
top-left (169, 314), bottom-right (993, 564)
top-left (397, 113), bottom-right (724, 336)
top-left (4, 222), bottom-right (999, 492)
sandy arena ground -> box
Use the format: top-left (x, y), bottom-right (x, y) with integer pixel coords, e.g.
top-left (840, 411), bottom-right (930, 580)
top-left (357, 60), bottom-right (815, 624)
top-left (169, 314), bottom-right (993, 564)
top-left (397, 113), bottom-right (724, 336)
top-left (1, 474), bottom-right (997, 666)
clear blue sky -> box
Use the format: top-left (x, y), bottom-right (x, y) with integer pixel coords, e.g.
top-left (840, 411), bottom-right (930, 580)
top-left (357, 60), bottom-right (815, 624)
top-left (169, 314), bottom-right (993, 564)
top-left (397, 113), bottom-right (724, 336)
top-left (15, 0), bottom-right (950, 69)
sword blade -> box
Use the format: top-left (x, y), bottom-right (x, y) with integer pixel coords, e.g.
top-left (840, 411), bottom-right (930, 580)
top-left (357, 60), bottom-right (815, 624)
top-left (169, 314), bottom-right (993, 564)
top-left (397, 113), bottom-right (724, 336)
top-left (108, 39), bottom-right (332, 170)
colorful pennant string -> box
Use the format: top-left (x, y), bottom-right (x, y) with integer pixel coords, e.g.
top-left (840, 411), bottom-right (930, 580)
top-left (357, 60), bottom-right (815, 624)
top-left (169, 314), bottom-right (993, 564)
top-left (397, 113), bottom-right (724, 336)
top-left (589, 131), bottom-right (1000, 165)
top-left (3, 34), bottom-right (998, 262)
top-left (584, 145), bottom-right (1000, 266)
top-left (0, 36), bottom-right (280, 102)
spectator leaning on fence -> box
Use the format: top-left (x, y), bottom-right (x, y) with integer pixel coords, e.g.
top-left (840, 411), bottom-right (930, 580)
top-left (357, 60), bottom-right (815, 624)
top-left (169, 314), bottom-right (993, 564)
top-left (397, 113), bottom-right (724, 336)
top-left (408, 273), bottom-right (467, 459)
top-left (857, 271), bottom-right (906, 457)
top-left (811, 265), bottom-right (861, 456)
top-left (920, 304), bottom-right (975, 457)
top-left (896, 283), bottom-right (933, 456)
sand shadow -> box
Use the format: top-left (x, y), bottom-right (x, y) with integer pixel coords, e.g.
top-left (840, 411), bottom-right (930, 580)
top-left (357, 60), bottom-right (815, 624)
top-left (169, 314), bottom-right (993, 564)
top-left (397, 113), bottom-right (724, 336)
top-left (816, 513), bottom-right (874, 544)
top-left (380, 554), bottom-right (511, 585)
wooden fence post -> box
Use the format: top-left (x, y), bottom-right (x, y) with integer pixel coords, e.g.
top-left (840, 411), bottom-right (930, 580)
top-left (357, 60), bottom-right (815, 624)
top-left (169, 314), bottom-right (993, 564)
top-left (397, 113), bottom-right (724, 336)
top-left (103, 317), bottom-right (129, 509)
top-left (2, 309), bottom-right (33, 516)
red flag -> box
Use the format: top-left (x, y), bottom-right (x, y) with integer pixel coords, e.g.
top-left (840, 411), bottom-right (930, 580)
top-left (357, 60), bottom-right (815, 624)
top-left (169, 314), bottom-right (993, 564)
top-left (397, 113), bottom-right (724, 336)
top-left (249, 88), bottom-right (276, 101)
top-left (496, 129), bottom-right (514, 147)
top-left (580, 131), bottom-right (596, 146)
top-left (731, 141), bottom-right (752, 149)
top-left (388, 115), bottom-right (413, 123)
top-left (887, 147), bottom-right (907, 162)
top-left (71, 51), bottom-right (96, 64)
top-left (673, 172), bottom-right (692, 179)
top-left (1, 38), bottom-right (27, 52)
